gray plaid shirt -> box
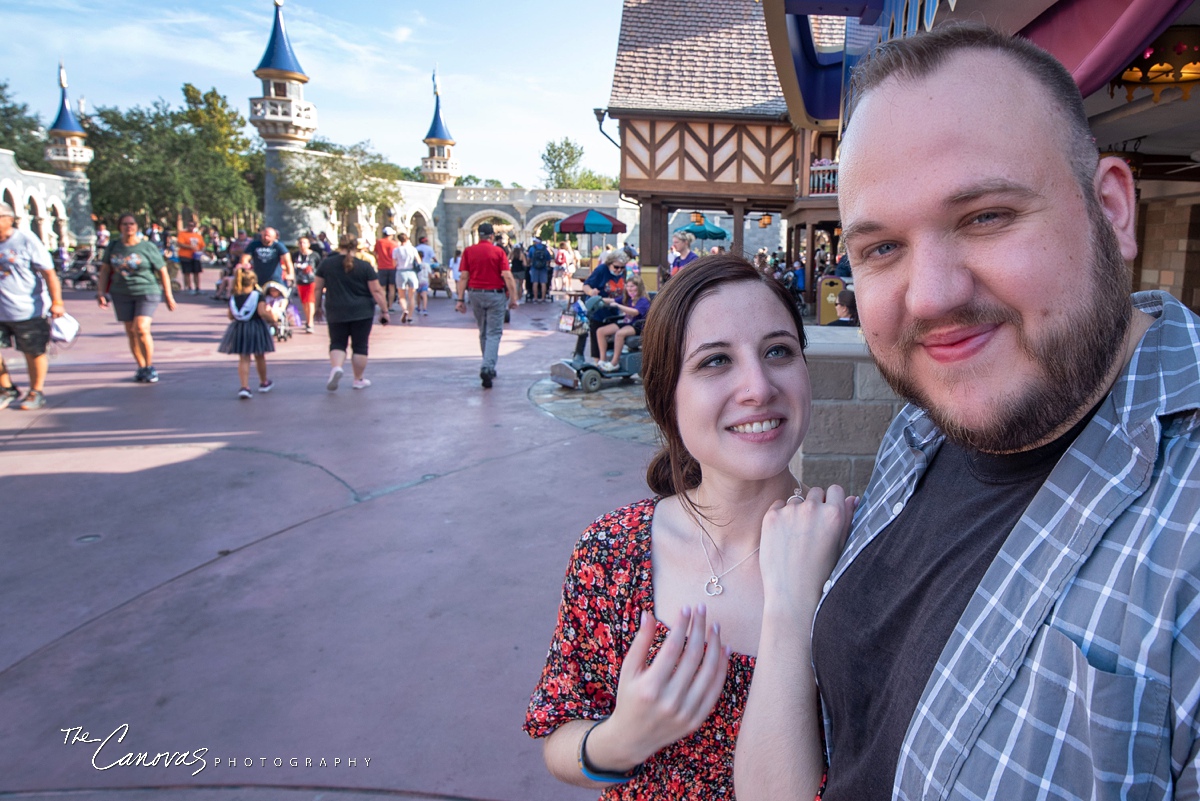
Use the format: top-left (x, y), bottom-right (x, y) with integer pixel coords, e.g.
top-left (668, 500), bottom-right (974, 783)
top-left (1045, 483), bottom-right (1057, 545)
top-left (820, 291), bottom-right (1200, 800)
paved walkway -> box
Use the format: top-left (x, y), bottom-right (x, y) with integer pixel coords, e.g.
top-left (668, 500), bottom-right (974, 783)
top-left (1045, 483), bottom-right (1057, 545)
top-left (0, 282), bottom-right (657, 800)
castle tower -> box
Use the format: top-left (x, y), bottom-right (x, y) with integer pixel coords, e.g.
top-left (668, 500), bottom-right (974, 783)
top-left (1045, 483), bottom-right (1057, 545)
top-left (45, 63), bottom-right (93, 174)
top-left (420, 70), bottom-right (460, 186)
top-left (249, 0), bottom-right (319, 241)
top-left (45, 63), bottom-right (96, 246)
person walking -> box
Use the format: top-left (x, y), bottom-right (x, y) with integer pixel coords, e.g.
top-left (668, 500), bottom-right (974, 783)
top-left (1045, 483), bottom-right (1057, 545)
top-left (312, 234), bottom-right (388, 391)
top-left (218, 264), bottom-right (275, 399)
top-left (292, 235), bottom-right (320, 333)
top-left (176, 219), bottom-right (206, 295)
top-left (96, 213), bottom-right (177, 383)
top-left (508, 243), bottom-right (529, 306)
top-left (454, 222), bottom-right (517, 389)
top-left (393, 232), bottom-right (420, 323)
top-left (373, 226), bottom-right (398, 311)
top-left (0, 201), bottom-right (66, 410)
top-left (527, 237), bottom-right (552, 303)
top-left (246, 226), bottom-right (293, 288)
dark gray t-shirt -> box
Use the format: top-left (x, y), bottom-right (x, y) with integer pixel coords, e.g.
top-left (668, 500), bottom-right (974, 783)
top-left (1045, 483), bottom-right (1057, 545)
top-left (0, 228), bottom-right (53, 322)
top-left (316, 255), bottom-right (378, 323)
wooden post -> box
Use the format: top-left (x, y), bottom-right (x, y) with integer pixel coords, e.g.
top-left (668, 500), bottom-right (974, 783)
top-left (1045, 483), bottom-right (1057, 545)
top-left (731, 201), bottom-right (746, 258)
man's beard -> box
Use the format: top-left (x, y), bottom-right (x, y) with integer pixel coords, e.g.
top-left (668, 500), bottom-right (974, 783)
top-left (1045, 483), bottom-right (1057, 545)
top-left (869, 200), bottom-right (1132, 453)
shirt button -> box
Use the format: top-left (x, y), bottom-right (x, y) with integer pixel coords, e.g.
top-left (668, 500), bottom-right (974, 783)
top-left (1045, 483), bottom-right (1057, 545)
top-left (822, 580), bottom-right (833, 594)
top-left (892, 501), bottom-right (904, 515)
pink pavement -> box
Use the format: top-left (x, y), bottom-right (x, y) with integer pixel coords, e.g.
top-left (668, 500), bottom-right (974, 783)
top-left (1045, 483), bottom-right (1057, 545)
top-left (0, 282), bottom-right (653, 800)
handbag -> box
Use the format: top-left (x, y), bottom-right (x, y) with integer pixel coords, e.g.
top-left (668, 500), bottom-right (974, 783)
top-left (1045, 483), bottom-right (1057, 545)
top-left (49, 313), bottom-right (81, 344)
top-left (558, 310), bottom-right (587, 335)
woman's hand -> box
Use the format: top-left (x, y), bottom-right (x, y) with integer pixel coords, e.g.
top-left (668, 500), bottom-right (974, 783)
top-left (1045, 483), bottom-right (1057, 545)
top-left (759, 486), bottom-right (855, 620)
top-left (585, 605), bottom-right (730, 772)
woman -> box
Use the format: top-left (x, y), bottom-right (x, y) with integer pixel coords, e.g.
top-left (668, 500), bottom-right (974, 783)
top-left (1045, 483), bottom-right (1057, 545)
top-left (525, 256), bottom-right (853, 799)
top-left (96, 214), bottom-right (177, 383)
top-left (312, 234), bottom-right (389, 391)
top-left (827, 289), bottom-right (859, 327)
top-left (594, 276), bottom-right (650, 371)
top-left (669, 232), bottom-right (698, 277)
top-left (292, 235), bottom-right (320, 333)
top-left (448, 248), bottom-right (463, 300)
top-left (509, 244), bottom-right (528, 305)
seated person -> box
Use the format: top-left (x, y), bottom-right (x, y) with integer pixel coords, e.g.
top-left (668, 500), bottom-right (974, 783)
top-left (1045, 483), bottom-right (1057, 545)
top-left (574, 252), bottom-right (629, 362)
top-left (261, 281), bottom-right (289, 330)
top-left (595, 276), bottom-right (650, 370)
top-left (215, 253), bottom-right (251, 300)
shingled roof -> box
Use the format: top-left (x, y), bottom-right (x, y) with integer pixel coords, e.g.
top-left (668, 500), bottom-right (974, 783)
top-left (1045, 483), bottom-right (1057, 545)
top-left (608, 0), bottom-right (788, 120)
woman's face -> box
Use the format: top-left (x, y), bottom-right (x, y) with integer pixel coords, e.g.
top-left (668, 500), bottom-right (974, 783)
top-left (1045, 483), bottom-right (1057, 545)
top-left (674, 281), bottom-right (810, 485)
top-left (673, 237), bottom-right (687, 254)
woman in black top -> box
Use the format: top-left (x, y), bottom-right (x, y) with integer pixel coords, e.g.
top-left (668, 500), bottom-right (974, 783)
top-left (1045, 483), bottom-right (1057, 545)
top-left (509, 244), bottom-right (529, 305)
top-left (312, 234), bottom-right (389, 391)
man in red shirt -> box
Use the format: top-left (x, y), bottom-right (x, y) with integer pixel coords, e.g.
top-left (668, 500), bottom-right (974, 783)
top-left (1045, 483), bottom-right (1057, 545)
top-left (373, 226), bottom-right (398, 310)
top-left (455, 222), bottom-right (517, 388)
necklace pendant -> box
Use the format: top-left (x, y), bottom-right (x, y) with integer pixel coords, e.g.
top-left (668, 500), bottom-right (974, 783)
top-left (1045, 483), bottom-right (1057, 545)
top-left (704, 577), bottom-right (723, 596)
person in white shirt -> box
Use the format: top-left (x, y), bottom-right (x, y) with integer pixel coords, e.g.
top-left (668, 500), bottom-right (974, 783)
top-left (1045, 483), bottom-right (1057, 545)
top-left (393, 233), bottom-right (420, 324)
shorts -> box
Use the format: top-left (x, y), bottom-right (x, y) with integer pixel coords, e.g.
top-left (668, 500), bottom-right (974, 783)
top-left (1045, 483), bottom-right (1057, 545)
top-left (0, 317), bottom-right (51, 357)
top-left (529, 267), bottom-right (549, 284)
top-left (377, 269), bottom-right (397, 288)
top-left (111, 293), bottom-right (162, 323)
top-left (398, 270), bottom-right (418, 290)
top-left (327, 317), bottom-right (373, 356)
top-left (295, 282), bottom-right (315, 305)
top-left (418, 283), bottom-right (429, 293)
top-left (180, 257), bottom-right (203, 275)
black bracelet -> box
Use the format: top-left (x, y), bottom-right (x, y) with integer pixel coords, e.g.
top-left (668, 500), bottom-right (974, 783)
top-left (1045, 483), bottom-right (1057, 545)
top-left (578, 719), bottom-right (642, 784)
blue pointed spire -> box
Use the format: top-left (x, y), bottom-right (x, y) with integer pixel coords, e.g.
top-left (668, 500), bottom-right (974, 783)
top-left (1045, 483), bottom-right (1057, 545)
top-left (49, 62), bottom-right (85, 135)
top-left (255, 0), bottom-right (307, 80)
top-left (424, 71), bottom-right (453, 143)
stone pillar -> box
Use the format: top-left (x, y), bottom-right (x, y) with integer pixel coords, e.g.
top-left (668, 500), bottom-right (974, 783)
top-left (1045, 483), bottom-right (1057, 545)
top-left (1138, 198), bottom-right (1200, 313)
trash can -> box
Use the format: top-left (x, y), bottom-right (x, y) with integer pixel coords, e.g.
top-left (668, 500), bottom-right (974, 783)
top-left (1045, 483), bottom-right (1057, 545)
top-left (818, 276), bottom-right (846, 325)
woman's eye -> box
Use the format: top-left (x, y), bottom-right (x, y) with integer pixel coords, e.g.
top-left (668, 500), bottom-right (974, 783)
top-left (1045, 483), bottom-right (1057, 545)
top-left (700, 354), bottom-right (730, 368)
top-left (765, 344), bottom-right (795, 359)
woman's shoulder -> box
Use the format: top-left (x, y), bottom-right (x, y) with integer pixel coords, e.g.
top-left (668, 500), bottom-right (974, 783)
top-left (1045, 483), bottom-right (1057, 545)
top-left (577, 498), bottom-right (656, 557)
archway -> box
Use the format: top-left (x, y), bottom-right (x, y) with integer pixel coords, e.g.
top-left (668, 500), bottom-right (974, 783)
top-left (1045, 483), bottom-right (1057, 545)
top-left (526, 210), bottom-right (568, 246)
top-left (25, 194), bottom-right (43, 243)
top-left (460, 208), bottom-right (518, 248)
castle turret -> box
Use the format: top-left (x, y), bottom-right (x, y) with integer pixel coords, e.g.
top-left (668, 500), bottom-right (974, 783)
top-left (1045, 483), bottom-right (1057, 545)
top-left (45, 63), bottom-right (93, 174)
top-left (420, 70), bottom-right (460, 186)
top-left (249, 0), bottom-right (317, 149)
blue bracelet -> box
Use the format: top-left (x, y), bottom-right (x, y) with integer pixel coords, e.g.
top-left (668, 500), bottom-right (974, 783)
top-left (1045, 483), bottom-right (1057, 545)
top-left (578, 719), bottom-right (642, 784)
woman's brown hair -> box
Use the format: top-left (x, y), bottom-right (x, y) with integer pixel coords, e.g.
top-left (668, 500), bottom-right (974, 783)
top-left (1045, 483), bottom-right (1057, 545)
top-left (641, 255), bottom-right (806, 515)
top-left (339, 233), bottom-right (358, 273)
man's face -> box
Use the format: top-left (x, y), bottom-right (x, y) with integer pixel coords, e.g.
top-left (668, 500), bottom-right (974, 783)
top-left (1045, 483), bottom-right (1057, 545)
top-left (839, 51), bottom-right (1134, 452)
top-left (0, 214), bottom-right (12, 238)
top-left (261, 228), bottom-right (276, 245)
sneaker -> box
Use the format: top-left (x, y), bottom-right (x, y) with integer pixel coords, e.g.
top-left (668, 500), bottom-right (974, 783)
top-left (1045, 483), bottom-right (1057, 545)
top-left (238, 387), bottom-right (253, 400)
top-left (144, 366), bottom-right (159, 383)
top-left (352, 378), bottom-right (371, 390)
top-left (0, 385), bottom-right (20, 410)
top-left (135, 366), bottom-right (148, 382)
top-left (17, 390), bottom-right (45, 410)
top-left (420, 309), bottom-right (428, 315)
top-left (480, 368), bottom-right (493, 389)
top-left (305, 324), bottom-right (314, 334)
top-left (326, 367), bottom-right (343, 391)
top-left (258, 380), bottom-right (274, 393)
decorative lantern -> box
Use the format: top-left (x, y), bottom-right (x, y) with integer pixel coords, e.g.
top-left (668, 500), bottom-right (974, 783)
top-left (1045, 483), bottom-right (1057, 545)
top-left (758, 213), bottom-right (773, 228)
top-left (1109, 26), bottom-right (1200, 102)
top-left (690, 211), bottom-right (705, 224)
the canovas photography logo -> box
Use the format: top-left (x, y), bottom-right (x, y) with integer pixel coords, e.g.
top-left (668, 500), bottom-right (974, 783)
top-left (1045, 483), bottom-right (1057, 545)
top-left (62, 725), bottom-right (372, 776)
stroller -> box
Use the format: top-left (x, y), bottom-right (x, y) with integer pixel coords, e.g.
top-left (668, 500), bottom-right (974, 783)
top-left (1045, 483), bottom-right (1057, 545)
top-left (428, 264), bottom-right (453, 298)
top-left (61, 247), bottom-right (99, 290)
top-left (262, 281), bottom-right (293, 342)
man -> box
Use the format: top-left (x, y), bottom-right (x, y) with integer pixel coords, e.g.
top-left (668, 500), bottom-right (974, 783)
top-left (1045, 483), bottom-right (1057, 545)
top-left (94, 223), bottom-right (110, 252)
top-left (393, 232), bottom-right (420, 324)
top-left (373, 226), bottom-right (398, 310)
top-left (415, 235), bottom-right (435, 266)
top-left (737, 23), bottom-right (1200, 801)
top-left (146, 222), bottom-right (164, 250)
top-left (0, 202), bottom-right (66, 410)
top-left (454, 222), bottom-right (517, 388)
top-left (176, 219), bottom-right (206, 295)
top-left (527, 236), bottom-right (552, 302)
top-left (246, 227), bottom-right (292, 289)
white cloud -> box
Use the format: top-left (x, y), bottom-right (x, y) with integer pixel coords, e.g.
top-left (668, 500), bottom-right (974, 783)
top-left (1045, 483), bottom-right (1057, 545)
top-left (391, 26), bottom-right (413, 43)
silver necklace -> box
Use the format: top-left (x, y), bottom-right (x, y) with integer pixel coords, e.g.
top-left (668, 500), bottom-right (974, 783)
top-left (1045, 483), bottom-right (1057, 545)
top-left (699, 532), bottom-right (759, 597)
top-left (698, 487), bottom-right (805, 596)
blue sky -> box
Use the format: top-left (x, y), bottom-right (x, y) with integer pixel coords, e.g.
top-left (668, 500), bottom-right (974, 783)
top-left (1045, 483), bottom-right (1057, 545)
top-left (6, 0), bottom-right (624, 188)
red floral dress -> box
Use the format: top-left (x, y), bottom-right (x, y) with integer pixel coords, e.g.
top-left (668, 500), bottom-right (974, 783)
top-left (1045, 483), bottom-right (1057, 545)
top-left (524, 498), bottom-right (755, 799)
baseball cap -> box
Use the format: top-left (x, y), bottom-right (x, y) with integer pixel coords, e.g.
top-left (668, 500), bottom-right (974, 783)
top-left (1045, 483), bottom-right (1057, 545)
top-left (532, 236), bottom-right (541, 244)
top-left (477, 222), bottom-right (494, 236)
top-left (0, 202), bottom-right (14, 218)
top-left (382, 226), bottom-right (395, 236)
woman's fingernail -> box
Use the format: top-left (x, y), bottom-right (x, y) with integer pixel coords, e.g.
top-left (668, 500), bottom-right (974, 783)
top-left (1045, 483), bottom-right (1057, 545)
top-left (697, 603), bottom-right (707, 616)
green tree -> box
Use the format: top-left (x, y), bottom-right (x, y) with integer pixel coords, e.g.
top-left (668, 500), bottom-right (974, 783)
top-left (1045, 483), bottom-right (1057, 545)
top-left (181, 83), bottom-right (250, 172)
top-left (540, 137), bottom-right (617, 189)
top-left (483, 178), bottom-right (504, 188)
top-left (456, 174), bottom-right (481, 186)
top-left (272, 142), bottom-right (403, 227)
top-left (0, 81), bottom-right (51, 173)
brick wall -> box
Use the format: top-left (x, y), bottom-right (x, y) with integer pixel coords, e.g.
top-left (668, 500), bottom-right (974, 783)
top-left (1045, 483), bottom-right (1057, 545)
top-left (1138, 198), bottom-right (1200, 311)
top-left (790, 346), bottom-right (903, 497)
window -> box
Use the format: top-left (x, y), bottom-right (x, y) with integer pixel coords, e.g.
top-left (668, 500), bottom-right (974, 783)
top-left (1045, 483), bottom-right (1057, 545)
top-left (273, 82), bottom-right (288, 98)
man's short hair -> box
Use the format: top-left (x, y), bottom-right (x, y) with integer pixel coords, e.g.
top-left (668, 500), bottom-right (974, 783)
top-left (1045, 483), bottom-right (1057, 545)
top-left (847, 22), bottom-right (1098, 193)
top-left (0, 202), bottom-right (14, 218)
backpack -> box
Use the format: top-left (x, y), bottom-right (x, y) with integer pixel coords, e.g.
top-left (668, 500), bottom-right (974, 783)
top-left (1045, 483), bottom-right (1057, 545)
top-left (554, 248), bottom-right (567, 265)
top-left (530, 245), bottom-right (552, 270)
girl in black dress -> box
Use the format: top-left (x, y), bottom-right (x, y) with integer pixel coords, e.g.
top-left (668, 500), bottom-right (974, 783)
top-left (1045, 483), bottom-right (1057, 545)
top-left (218, 266), bottom-right (276, 399)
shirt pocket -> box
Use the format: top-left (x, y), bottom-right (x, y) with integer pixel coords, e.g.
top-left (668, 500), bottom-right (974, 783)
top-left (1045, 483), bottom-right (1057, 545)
top-left (963, 624), bottom-right (1171, 801)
